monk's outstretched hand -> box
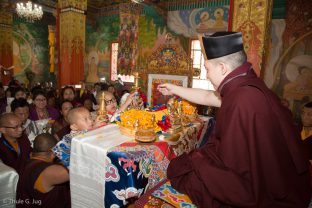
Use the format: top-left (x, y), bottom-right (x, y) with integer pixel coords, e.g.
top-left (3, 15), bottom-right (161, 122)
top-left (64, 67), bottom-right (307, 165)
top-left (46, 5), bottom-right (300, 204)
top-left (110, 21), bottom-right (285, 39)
top-left (157, 83), bottom-right (175, 96)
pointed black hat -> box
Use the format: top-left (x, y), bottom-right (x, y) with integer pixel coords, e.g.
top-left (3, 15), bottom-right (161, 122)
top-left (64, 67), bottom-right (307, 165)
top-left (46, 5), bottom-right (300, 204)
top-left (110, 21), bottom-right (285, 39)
top-left (200, 32), bottom-right (244, 60)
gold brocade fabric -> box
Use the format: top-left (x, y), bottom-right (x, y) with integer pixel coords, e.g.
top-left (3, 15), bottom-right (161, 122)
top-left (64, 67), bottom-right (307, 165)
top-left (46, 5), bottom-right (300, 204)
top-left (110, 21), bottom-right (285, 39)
top-left (231, 0), bottom-right (273, 76)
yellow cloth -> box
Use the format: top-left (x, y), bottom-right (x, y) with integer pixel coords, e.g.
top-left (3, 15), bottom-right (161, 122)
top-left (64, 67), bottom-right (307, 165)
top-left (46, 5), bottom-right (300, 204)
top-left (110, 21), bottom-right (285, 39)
top-left (34, 172), bottom-right (46, 193)
top-left (8, 141), bottom-right (19, 153)
top-left (301, 128), bottom-right (312, 140)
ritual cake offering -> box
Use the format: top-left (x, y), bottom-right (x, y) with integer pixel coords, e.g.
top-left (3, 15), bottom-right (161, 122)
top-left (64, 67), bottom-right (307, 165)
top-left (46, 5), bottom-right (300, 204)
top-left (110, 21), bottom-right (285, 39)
top-left (117, 109), bottom-right (159, 142)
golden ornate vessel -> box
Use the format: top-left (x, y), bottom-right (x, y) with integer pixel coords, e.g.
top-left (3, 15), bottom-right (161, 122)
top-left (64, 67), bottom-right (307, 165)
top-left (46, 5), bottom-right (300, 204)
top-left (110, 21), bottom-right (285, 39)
top-left (97, 91), bottom-right (109, 122)
top-left (167, 97), bottom-right (183, 134)
top-left (118, 110), bottom-right (157, 142)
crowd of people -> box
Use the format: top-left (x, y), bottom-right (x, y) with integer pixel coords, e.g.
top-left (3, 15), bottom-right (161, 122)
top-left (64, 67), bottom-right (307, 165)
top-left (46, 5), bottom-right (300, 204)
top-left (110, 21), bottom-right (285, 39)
top-left (0, 80), bottom-right (136, 207)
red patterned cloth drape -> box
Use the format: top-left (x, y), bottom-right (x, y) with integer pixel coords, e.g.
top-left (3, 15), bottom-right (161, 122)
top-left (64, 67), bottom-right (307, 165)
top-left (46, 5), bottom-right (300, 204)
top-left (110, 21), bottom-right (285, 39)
top-left (118, 3), bottom-right (141, 75)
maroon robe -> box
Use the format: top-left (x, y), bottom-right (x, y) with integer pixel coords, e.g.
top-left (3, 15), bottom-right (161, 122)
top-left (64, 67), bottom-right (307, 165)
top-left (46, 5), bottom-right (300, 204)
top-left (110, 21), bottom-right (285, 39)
top-left (17, 159), bottom-right (71, 208)
top-left (168, 62), bottom-right (311, 208)
top-left (0, 133), bottom-right (31, 174)
top-left (299, 124), bottom-right (312, 160)
top-left (55, 125), bottom-right (71, 140)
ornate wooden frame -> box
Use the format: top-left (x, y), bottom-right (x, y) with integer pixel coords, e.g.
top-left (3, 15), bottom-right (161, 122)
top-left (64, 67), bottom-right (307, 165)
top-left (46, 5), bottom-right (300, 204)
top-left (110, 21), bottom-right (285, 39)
top-left (147, 74), bottom-right (188, 106)
top-left (142, 42), bottom-right (194, 93)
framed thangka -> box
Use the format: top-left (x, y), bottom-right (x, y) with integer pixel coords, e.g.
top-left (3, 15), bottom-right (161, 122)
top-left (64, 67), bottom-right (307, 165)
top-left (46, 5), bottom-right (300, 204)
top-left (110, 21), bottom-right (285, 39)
top-left (148, 74), bottom-right (188, 106)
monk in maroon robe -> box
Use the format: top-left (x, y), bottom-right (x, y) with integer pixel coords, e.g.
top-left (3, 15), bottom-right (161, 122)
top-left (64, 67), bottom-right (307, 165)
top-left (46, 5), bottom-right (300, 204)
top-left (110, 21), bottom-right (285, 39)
top-left (0, 113), bottom-right (32, 174)
top-left (158, 32), bottom-right (311, 208)
top-left (17, 133), bottom-right (70, 208)
top-left (300, 102), bottom-right (312, 160)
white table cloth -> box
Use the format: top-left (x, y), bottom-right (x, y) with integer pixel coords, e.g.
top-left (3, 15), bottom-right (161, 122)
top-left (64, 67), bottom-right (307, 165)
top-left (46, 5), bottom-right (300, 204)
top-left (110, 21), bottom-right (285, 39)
top-left (70, 124), bottom-right (132, 208)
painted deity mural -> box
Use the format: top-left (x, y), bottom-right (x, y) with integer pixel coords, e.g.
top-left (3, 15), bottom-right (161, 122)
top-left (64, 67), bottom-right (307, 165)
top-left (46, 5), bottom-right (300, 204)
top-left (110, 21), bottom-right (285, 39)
top-left (13, 18), bottom-right (54, 86)
top-left (167, 6), bottom-right (229, 37)
top-left (263, 0), bottom-right (312, 122)
top-left (85, 15), bottom-right (120, 83)
top-left (85, 4), bottom-right (229, 88)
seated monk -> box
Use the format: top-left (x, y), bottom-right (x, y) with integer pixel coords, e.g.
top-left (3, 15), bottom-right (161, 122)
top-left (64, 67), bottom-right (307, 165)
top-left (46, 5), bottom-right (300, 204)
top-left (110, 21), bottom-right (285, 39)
top-left (17, 133), bottom-right (70, 208)
top-left (0, 113), bottom-right (32, 174)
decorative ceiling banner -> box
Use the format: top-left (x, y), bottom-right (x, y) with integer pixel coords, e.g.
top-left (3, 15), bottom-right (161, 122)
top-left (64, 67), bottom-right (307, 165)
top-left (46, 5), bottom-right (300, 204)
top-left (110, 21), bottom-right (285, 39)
top-left (118, 3), bottom-right (142, 75)
top-left (167, 6), bottom-right (230, 37)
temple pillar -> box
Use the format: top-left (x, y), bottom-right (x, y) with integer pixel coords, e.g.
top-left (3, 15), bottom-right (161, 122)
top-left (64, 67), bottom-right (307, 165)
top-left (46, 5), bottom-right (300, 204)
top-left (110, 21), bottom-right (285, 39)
top-left (48, 25), bottom-right (56, 74)
top-left (58, 0), bottom-right (87, 86)
top-left (231, 0), bottom-right (273, 77)
top-left (0, 6), bottom-right (13, 85)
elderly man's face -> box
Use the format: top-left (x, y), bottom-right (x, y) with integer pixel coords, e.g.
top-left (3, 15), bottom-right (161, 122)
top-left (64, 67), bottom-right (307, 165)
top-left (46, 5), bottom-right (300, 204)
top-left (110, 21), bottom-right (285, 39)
top-left (301, 107), bottom-right (312, 127)
top-left (0, 117), bottom-right (23, 139)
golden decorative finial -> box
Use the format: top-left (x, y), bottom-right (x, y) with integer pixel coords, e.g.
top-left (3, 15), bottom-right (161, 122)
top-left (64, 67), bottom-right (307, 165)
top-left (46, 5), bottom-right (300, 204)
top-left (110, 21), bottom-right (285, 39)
top-left (97, 91), bottom-right (108, 122)
top-left (134, 119), bottom-right (140, 131)
top-left (133, 71), bottom-right (140, 91)
top-left (167, 97), bottom-right (182, 134)
top-left (128, 71), bottom-right (144, 110)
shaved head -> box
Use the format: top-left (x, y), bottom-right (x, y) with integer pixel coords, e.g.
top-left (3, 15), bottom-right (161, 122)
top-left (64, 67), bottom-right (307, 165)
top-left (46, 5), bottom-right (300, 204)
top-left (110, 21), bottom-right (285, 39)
top-left (67, 107), bottom-right (89, 125)
top-left (0, 113), bottom-right (20, 127)
top-left (33, 133), bottom-right (57, 153)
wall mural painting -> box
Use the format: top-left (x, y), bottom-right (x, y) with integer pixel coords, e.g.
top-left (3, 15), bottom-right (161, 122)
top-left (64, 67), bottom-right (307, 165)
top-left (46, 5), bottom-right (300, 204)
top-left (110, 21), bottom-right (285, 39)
top-left (267, 0), bottom-right (312, 122)
top-left (137, 5), bottom-right (193, 93)
top-left (13, 21), bottom-right (50, 86)
top-left (264, 19), bottom-right (286, 89)
top-left (278, 36), bottom-right (312, 122)
top-left (138, 5), bottom-right (167, 63)
top-left (167, 6), bottom-right (229, 38)
top-left (85, 15), bottom-right (120, 83)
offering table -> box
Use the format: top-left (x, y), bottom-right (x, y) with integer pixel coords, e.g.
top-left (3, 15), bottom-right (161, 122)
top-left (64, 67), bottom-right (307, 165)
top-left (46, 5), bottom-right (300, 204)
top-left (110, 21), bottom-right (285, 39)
top-left (70, 117), bottom-right (212, 208)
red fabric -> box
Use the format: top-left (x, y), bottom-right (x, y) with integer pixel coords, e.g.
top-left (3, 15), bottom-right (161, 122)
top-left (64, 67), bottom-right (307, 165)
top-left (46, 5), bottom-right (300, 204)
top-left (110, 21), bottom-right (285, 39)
top-left (138, 89), bottom-right (147, 103)
top-left (120, 141), bottom-right (176, 160)
top-left (168, 62), bottom-right (311, 208)
top-left (135, 179), bottom-right (168, 208)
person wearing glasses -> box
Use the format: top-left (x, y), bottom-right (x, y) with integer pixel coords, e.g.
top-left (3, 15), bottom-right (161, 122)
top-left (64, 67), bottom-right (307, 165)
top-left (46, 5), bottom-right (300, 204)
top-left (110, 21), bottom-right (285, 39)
top-left (95, 91), bottom-right (135, 123)
top-left (0, 113), bottom-right (32, 174)
top-left (29, 89), bottom-right (60, 121)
